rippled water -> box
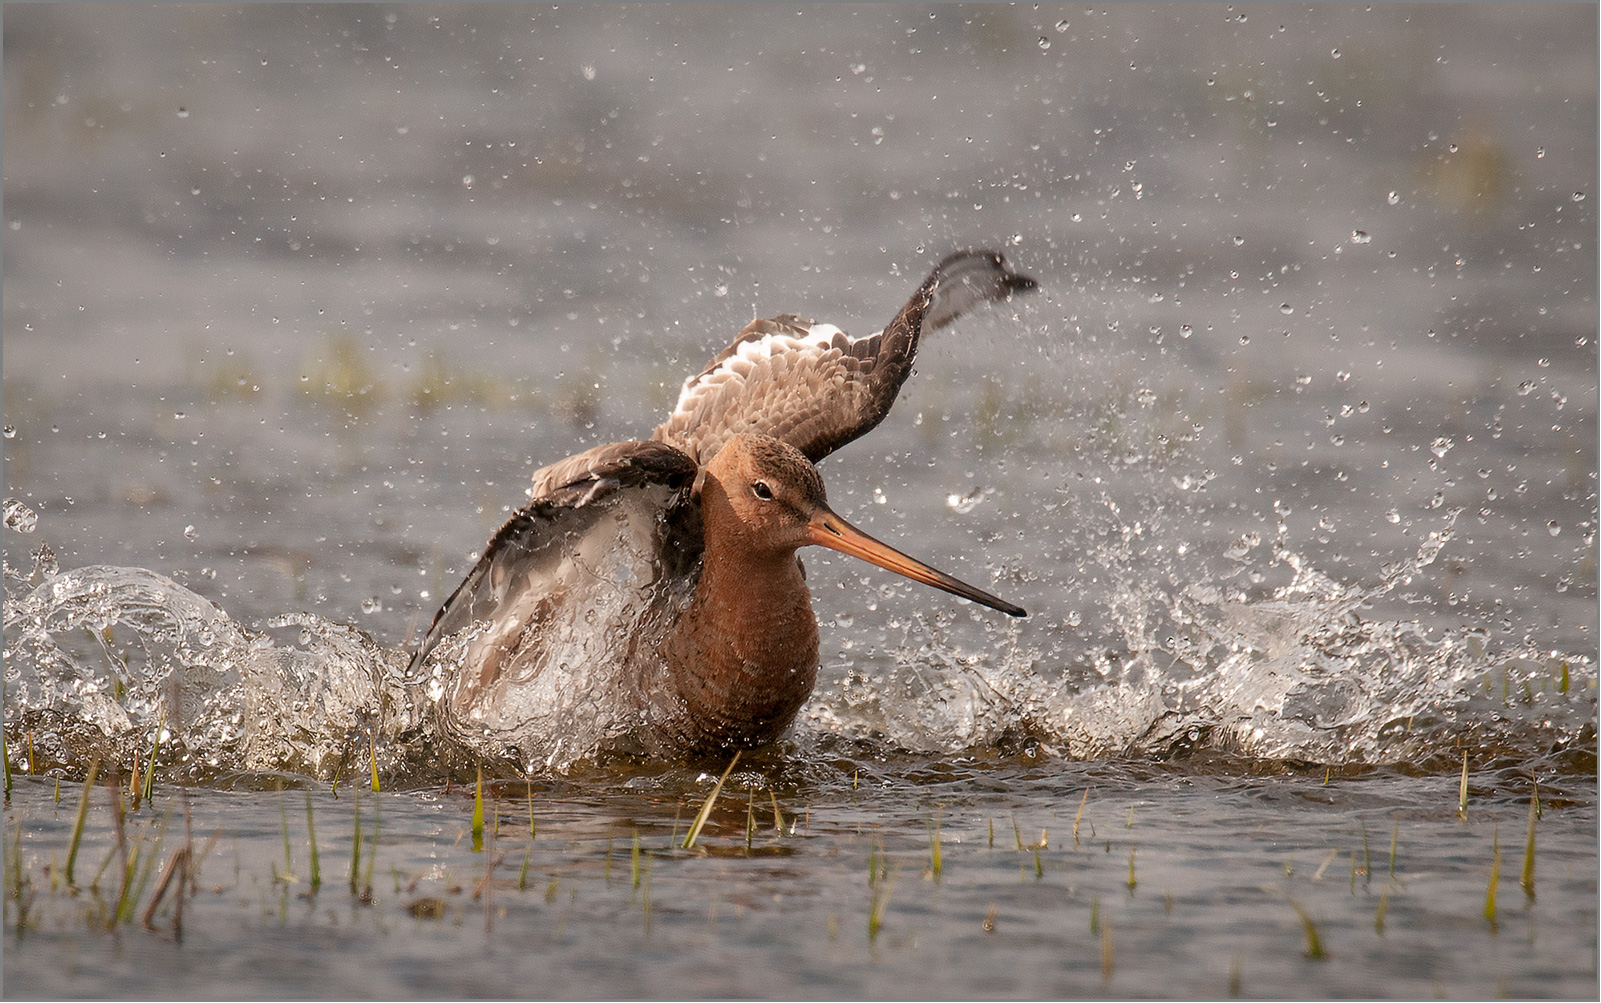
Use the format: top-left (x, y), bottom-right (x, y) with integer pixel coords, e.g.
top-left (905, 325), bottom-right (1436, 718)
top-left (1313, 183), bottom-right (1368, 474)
top-left (4, 4), bottom-right (1596, 997)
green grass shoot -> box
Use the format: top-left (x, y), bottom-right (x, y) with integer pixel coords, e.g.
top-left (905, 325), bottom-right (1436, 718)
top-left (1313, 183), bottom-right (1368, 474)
top-left (1289, 899), bottom-right (1327, 960)
top-left (631, 832), bottom-right (642, 889)
top-left (369, 734), bottom-right (380, 792)
top-left (305, 791), bottom-right (321, 892)
top-left (527, 782), bottom-right (537, 840)
top-left (277, 789), bottom-right (293, 882)
top-left (1073, 787), bottom-right (1090, 847)
top-left (927, 812), bottom-right (943, 882)
top-left (1101, 914), bottom-right (1114, 982)
top-left (867, 853), bottom-right (896, 942)
top-left (2, 717), bottom-right (12, 802)
top-left (745, 786), bottom-right (756, 850)
top-left (471, 768), bottom-right (485, 853)
top-left (141, 716), bottom-right (163, 804)
top-left (1374, 890), bottom-right (1389, 934)
top-left (518, 847), bottom-right (531, 891)
top-left (349, 789), bottom-right (363, 895)
top-left (63, 761), bottom-right (100, 886)
top-left (1361, 821), bottom-right (1371, 889)
top-left (1089, 894), bottom-right (1100, 934)
top-left (1484, 825), bottom-right (1501, 927)
top-left (1126, 846), bottom-right (1136, 891)
top-left (1389, 817), bottom-right (1399, 877)
top-left (682, 750), bottom-right (740, 850)
top-left (1457, 752), bottom-right (1468, 818)
top-left (1521, 786), bottom-right (1537, 901)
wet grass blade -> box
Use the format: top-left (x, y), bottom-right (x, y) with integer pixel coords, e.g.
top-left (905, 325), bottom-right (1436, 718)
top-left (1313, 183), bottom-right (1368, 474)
top-left (1484, 826), bottom-right (1501, 928)
top-left (278, 789), bottom-right (293, 881)
top-left (1521, 785), bottom-right (1537, 901)
top-left (140, 845), bottom-right (190, 932)
top-left (682, 751), bottom-right (740, 850)
top-left (2, 715), bottom-right (12, 803)
top-left (471, 768), bottom-right (485, 853)
top-left (927, 810), bottom-right (943, 882)
top-left (867, 852), bottom-right (896, 942)
top-left (305, 791), bottom-right (321, 892)
top-left (1457, 752), bottom-right (1469, 818)
top-left (1100, 915), bottom-right (1114, 982)
top-left (63, 761), bottom-right (100, 886)
top-left (1073, 787), bottom-right (1090, 847)
top-left (141, 715), bottom-right (164, 804)
top-left (349, 789), bottom-right (363, 895)
top-left (369, 733), bottom-right (380, 792)
top-left (1289, 899), bottom-right (1327, 960)
top-left (527, 782), bottom-right (537, 840)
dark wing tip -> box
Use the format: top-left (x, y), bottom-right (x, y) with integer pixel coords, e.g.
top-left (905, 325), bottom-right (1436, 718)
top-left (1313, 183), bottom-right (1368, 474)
top-left (1003, 271), bottom-right (1039, 295)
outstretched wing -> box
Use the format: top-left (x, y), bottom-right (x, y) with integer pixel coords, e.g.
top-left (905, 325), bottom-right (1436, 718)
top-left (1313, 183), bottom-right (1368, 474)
top-left (409, 440), bottom-right (701, 692)
top-left (652, 249), bottom-right (1037, 466)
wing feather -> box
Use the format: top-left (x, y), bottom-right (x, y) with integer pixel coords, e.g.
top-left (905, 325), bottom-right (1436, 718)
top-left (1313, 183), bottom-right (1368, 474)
top-left (652, 249), bottom-right (1036, 465)
top-left (410, 441), bottom-right (699, 678)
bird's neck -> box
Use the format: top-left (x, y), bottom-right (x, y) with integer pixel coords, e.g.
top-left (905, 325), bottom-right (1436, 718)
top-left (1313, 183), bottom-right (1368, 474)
top-left (658, 499), bottom-right (820, 752)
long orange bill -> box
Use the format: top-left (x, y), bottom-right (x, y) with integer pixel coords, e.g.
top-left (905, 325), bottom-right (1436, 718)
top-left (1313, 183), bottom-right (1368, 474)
top-left (806, 507), bottom-right (1027, 618)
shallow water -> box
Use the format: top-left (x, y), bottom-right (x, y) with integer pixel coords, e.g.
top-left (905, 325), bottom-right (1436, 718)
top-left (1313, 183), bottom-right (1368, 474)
top-left (3, 3), bottom-right (1597, 998)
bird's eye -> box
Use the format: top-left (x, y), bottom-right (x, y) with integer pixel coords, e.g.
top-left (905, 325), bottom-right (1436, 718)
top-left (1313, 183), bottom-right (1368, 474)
top-left (752, 481), bottom-right (774, 501)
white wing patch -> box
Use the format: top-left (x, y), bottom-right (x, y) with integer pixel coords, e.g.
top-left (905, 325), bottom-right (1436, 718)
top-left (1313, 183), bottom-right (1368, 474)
top-left (668, 322), bottom-right (861, 423)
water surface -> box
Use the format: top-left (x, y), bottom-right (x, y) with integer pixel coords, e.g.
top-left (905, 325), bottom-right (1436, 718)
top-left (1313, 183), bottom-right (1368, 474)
top-left (4, 4), bottom-right (1596, 997)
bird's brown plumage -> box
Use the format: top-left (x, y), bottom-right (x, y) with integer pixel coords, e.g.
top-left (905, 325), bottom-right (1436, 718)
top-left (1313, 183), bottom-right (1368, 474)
top-left (411, 250), bottom-right (1036, 763)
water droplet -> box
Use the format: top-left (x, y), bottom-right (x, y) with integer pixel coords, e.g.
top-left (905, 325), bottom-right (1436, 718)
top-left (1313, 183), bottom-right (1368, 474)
top-left (3, 498), bottom-right (38, 534)
top-left (31, 542), bottom-right (57, 577)
top-left (1280, 303), bottom-right (1294, 316)
top-left (1179, 325), bottom-right (1193, 338)
top-left (1386, 191), bottom-right (1401, 206)
top-left (1572, 191), bottom-right (1585, 202)
top-left (1330, 48), bottom-right (1341, 59)
top-left (1231, 235), bottom-right (1244, 246)
top-left (1385, 509), bottom-right (1401, 524)
top-left (1548, 521), bottom-right (1561, 537)
top-left (2, 426), bottom-right (14, 439)
top-left (1430, 437), bottom-right (1453, 458)
top-left (581, 64), bottom-right (597, 81)
top-left (1055, 19), bottom-right (1070, 32)
top-left (1350, 230), bottom-right (1371, 244)
top-left (362, 597), bottom-right (383, 615)
top-left (1536, 146), bottom-right (1546, 159)
top-left (184, 524), bottom-right (198, 539)
top-left (176, 106), bottom-right (189, 118)
top-left (1037, 36), bottom-right (1051, 51)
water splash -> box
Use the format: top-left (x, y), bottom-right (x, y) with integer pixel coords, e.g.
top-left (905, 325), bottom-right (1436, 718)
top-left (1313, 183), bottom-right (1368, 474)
top-left (804, 506), bottom-right (1596, 769)
top-left (4, 513), bottom-right (1594, 781)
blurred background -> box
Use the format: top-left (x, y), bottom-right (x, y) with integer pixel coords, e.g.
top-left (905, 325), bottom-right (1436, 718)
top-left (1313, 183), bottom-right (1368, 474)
top-left (4, 4), bottom-right (1596, 665)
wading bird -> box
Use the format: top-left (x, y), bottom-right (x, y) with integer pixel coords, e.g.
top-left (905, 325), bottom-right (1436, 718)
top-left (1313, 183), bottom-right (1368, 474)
top-left (410, 250), bottom-right (1036, 763)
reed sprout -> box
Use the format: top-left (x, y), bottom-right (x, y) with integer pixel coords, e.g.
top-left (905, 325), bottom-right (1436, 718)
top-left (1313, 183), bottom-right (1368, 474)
top-left (682, 751), bottom-right (740, 850)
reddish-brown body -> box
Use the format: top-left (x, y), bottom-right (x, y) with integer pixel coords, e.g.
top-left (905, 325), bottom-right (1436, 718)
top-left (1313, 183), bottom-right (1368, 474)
top-left (410, 250), bottom-right (1036, 764)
